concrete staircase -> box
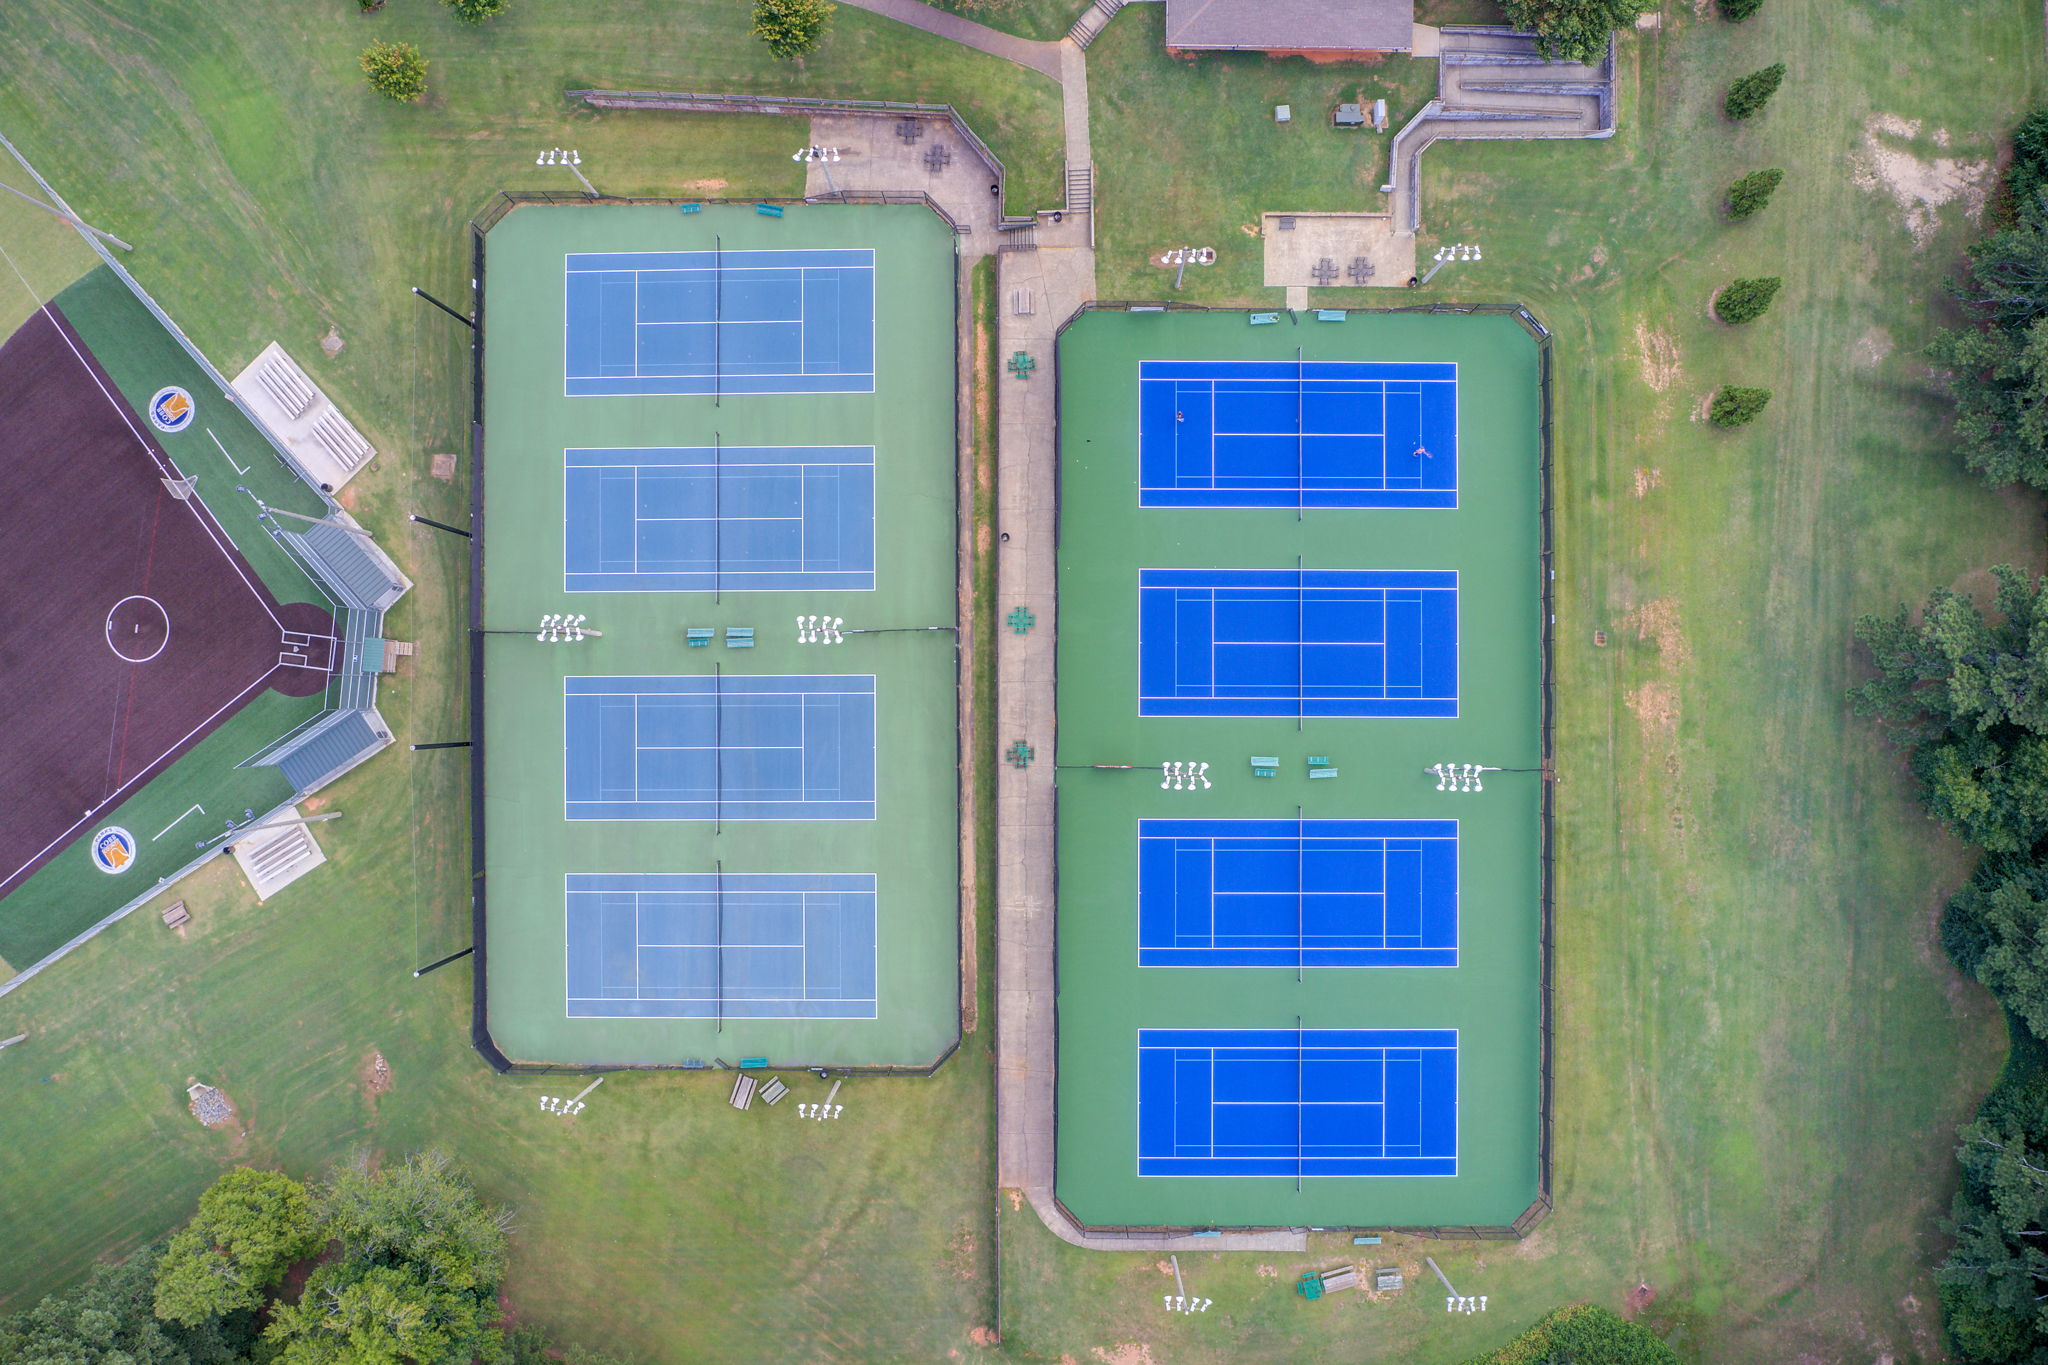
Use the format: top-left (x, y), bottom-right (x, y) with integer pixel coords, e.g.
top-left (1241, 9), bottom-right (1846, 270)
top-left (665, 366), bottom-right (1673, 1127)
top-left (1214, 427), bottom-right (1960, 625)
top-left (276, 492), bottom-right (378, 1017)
top-left (1064, 162), bottom-right (1094, 213)
top-left (1067, 0), bottom-right (1124, 48)
top-left (1389, 26), bottom-right (1617, 235)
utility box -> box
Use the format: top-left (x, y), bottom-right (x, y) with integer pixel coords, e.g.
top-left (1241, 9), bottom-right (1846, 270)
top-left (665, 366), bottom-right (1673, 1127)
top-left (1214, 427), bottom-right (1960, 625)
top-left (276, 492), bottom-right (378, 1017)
top-left (1333, 103), bottom-right (1366, 128)
top-left (1371, 98), bottom-right (1388, 130)
top-left (1275, 104), bottom-right (1292, 124)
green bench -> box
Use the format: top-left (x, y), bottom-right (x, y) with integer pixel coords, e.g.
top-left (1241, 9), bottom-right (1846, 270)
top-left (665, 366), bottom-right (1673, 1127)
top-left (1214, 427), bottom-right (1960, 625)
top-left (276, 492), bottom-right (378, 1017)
top-left (1249, 312), bottom-right (1280, 326)
top-left (726, 626), bottom-right (754, 648)
top-left (687, 628), bottom-right (715, 647)
top-left (1250, 755), bottom-right (1279, 778)
top-left (1316, 309), bottom-right (1347, 322)
top-left (678, 202), bottom-right (703, 215)
top-left (755, 202), bottom-right (783, 217)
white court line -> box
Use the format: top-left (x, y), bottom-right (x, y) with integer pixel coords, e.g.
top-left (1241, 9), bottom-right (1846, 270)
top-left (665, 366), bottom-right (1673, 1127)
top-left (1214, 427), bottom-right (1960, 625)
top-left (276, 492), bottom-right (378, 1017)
top-left (205, 427), bottom-right (249, 475)
top-left (151, 803), bottom-right (205, 841)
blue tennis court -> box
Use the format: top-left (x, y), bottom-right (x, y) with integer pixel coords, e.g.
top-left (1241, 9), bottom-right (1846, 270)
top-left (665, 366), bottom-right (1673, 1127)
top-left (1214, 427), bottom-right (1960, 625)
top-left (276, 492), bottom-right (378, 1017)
top-left (563, 446), bottom-right (875, 592)
top-left (1138, 820), bottom-right (1458, 968)
top-left (1137, 1029), bottom-right (1458, 1178)
top-left (1139, 360), bottom-right (1457, 509)
top-left (564, 675), bottom-right (876, 821)
top-left (1138, 568), bottom-right (1458, 718)
top-left (564, 248), bottom-right (875, 397)
top-left (565, 873), bottom-right (877, 1020)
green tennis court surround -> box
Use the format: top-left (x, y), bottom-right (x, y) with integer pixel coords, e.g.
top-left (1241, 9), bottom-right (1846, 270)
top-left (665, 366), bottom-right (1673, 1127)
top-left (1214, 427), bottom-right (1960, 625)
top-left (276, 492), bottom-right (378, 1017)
top-left (478, 203), bottom-right (960, 1068)
top-left (1054, 309), bottom-right (1546, 1229)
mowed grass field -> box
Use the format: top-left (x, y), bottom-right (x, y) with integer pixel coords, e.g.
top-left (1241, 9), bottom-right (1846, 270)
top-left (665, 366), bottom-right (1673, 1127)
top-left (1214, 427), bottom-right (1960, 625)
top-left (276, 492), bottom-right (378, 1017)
top-left (0, 1), bottom-right (2040, 1363)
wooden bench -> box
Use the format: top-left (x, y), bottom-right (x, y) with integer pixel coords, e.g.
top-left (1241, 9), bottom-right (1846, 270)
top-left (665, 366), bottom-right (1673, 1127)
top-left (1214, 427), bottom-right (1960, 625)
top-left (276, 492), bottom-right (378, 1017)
top-left (160, 900), bottom-right (190, 929)
top-left (759, 1078), bottom-right (789, 1105)
top-left (729, 1074), bottom-right (756, 1109)
top-left (1319, 1266), bottom-right (1359, 1294)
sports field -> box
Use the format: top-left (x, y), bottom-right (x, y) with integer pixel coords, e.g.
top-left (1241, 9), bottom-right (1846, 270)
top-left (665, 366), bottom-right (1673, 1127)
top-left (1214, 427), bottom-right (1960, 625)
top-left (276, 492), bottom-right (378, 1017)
top-left (1055, 308), bottom-right (1543, 1229)
top-left (480, 202), bottom-right (961, 1068)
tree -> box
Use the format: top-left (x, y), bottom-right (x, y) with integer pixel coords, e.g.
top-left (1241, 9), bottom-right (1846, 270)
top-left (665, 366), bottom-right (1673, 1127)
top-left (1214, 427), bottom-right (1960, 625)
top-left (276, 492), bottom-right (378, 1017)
top-left (1950, 195), bottom-right (2048, 330)
top-left (359, 42), bottom-right (427, 102)
top-left (1718, 0), bottom-right (1764, 19)
top-left (321, 1149), bottom-right (511, 1294)
top-left (1849, 566), bottom-right (2048, 739)
top-left (1708, 385), bottom-right (1771, 426)
top-left (1929, 317), bottom-right (2048, 490)
top-left (1496, 0), bottom-right (1643, 65)
top-left (1724, 62), bottom-right (1787, 120)
top-left (442, 0), bottom-right (510, 22)
top-left (265, 1262), bottom-right (499, 1365)
top-left (1713, 276), bottom-right (1781, 324)
top-left (0, 1243), bottom-right (255, 1365)
top-left (752, 0), bottom-right (836, 60)
top-left (1947, 857), bottom-right (2048, 1035)
top-left (154, 1168), bottom-right (324, 1328)
top-left (2010, 107), bottom-right (2048, 210)
top-left (1726, 168), bottom-right (1784, 220)
top-left (1918, 732), bottom-right (2048, 853)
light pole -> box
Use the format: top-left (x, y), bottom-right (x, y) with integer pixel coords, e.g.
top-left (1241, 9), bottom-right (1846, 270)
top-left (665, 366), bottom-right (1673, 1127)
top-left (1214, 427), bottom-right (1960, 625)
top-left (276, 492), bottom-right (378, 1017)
top-left (471, 613), bottom-right (603, 641)
top-left (1427, 761), bottom-right (1543, 792)
top-left (796, 614), bottom-right (955, 643)
top-left (793, 145), bottom-right (843, 194)
top-left (538, 147), bottom-right (597, 196)
top-left (1418, 242), bottom-right (1482, 286)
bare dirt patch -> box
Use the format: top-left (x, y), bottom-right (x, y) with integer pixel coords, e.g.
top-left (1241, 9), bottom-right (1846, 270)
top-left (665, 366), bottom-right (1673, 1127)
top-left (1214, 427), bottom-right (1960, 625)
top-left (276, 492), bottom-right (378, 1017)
top-left (1255, 1263), bottom-right (1279, 1278)
top-left (1626, 682), bottom-right (1679, 739)
top-left (1851, 116), bottom-right (1993, 247)
top-left (944, 1223), bottom-right (979, 1280)
top-left (1633, 321), bottom-right (1681, 392)
top-left (1619, 598), bottom-right (1691, 667)
top-left (1090, 1345), bottom-right (1157, 1365)
top-left (680, 178), bottom-right (729, 192)
top-left (319, 326), bottom-right (344, 358)
top-left (359, 1049), bottom-right (392, 1111)
top-left (430, 452), bottom-right (458, 481)
top-left (969, 1326), bottom-right (999, 1347)
top-left (1626, 1281), bottom-right (1657, 1316)
top-left (1003, 1187), bottom-right (1023, 1212)
top-left (1854, 326), bottom-right (1895, 370)
top-left (1631, 467), bottom-right (1664, 499)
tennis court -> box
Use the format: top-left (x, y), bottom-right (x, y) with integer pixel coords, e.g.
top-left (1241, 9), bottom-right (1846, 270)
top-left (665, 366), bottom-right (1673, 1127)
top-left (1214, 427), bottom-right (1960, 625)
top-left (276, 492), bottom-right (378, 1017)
top-left (565, 872), bottom-right (877, 1020)
top-left (563, 675), bottom-right (876, 821)
top-left (1137, 819), bottom-right (1458, 968)
top-left (1138, 568), bottom-right (1459, 718)
top-left (564, 247), bottom-right (875, 396)
top-left (563, 445), bottom-right (875, 593)
top-left (1055, 308), bottom-right (1544, 1228)
top-left (1136, 1029), bottom-right (1459, 1178)
top-left (1139, 360), bottom-right (1458, 509)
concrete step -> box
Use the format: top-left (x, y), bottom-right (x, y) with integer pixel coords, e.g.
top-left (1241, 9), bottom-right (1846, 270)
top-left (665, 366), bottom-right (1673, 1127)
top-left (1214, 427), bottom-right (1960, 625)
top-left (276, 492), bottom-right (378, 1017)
top-left (1067, 0), bottom-right (1123, 47)
top-left (1065, 163), bottom-right (1094, 212)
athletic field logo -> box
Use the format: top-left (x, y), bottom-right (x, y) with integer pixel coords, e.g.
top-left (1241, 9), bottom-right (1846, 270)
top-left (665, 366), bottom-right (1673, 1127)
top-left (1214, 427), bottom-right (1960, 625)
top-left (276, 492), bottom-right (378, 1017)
top-left (148, 386), bottom-right (194, 433)
top-left (90, 827), bottom-right (137, 874)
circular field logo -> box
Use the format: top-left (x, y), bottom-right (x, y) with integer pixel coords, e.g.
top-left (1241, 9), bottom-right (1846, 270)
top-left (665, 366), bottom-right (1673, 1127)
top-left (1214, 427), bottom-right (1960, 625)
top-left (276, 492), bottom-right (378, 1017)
top-left (90, 827), bottom-right (137, 874)
top-left (148, 386), bottom-right (194, 433)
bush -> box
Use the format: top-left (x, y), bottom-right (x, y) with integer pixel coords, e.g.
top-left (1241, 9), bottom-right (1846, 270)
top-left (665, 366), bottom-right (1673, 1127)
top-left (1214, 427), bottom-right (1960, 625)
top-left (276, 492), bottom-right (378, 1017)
top-left (443, 0), bottom-right (510, 21)
top-left (1713, 276), bottom-right (1781, 324)
top-left (1726, 168), bottom-right (1785, 219)
top-left (1719, 0), bottom-right (1763, 18)
top-left (1497, 0), bottom-right (1646, 64)
top-left (1461, 1304), bottom-right (1677, 1365)
top-left (752, 0), bottom-right (836, 59)
top-left (1725, 62), bottom-right (1787, 119)
top-left (359, 41), bottom-right (426, 101)
top-left (1708, 386), bottom-right (1772, 426)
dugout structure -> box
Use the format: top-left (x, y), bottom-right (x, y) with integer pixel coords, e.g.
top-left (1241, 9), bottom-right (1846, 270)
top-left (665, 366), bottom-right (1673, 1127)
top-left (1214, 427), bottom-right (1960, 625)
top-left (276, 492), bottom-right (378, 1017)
top-left (469, 199), bottom-right (962, 1071)
top-left (1053, 305), bottom-right (1554, 1233)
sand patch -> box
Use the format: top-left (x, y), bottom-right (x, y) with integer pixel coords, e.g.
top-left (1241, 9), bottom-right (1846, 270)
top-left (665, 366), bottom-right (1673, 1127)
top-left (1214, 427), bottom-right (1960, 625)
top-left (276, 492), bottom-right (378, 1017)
top-left (680, 178), bottom-right (729, 191)
top-left (1851, 116), bottom-right (1992, 247)
top-left (1255, 1263), bottom-right (1279, 1278)
top-left (969, 1326), bottom-right (999, 1346)
top-left (1633, 321), bottom-right (1680, 392)
top-left (1003, 1187), bottom-right (1023, 1212)
top-left (1631, 467), bottom-right (1664, 499)
top-left (360, 1050), bottom-right (392, 1110)
top-left (431, 452), bottom-right (458, 481)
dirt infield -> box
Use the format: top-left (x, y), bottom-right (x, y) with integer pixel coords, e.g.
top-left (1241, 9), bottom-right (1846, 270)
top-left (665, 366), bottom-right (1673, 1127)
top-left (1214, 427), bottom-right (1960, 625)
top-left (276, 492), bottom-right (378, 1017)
top-left (0, 306), bottom-right (331, 900)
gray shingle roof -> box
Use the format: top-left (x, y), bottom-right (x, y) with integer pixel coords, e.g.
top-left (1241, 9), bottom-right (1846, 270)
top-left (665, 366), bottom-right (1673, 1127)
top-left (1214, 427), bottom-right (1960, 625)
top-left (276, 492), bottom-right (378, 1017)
top-left (1164, 0), bottom-right (1413, 51)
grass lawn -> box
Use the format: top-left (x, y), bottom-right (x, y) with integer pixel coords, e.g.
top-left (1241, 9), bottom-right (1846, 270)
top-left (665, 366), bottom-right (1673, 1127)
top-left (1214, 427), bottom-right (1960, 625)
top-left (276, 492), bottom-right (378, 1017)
top-left (1086, 8), bottom-right (1439, 300)
top-left (995, 1), bottom-right (2047, 1362)
top-left (0, 0), bottom-right (2044, 1361)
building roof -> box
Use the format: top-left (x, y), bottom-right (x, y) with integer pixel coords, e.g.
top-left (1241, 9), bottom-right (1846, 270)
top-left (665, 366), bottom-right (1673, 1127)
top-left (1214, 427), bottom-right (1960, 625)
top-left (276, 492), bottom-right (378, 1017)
top-left (1163, 0), bottom-right (1413, 51)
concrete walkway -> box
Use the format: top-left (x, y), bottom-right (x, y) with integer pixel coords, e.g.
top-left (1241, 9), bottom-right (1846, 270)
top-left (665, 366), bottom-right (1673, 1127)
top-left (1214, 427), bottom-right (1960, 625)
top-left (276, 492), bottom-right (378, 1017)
top-left (836, 0), bottom-right (1066, 81)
